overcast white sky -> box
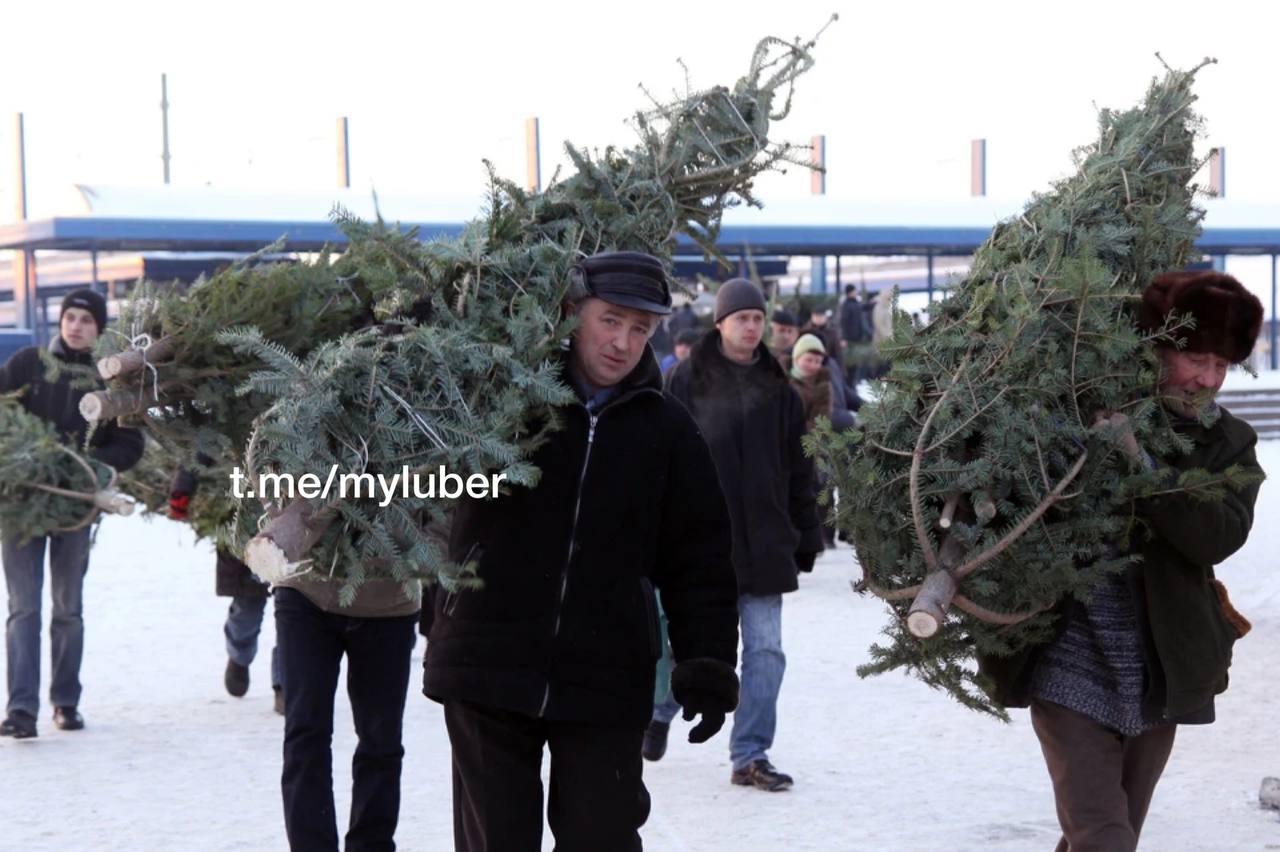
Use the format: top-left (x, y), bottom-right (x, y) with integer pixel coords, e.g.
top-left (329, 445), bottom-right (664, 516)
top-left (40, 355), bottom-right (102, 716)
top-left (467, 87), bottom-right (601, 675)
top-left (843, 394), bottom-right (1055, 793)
top-left (0, 0), bottom-right (1277, 219)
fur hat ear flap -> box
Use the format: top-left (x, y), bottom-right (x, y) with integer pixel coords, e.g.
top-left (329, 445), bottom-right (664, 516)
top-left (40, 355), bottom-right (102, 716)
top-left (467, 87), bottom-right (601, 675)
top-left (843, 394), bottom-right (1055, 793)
top-left (1136, 270), bottom-right (1263, 363)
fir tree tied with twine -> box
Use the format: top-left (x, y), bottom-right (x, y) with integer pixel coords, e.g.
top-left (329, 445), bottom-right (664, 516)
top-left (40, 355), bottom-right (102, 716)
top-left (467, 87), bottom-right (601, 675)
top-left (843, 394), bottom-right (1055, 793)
top-left (236, 22), bottom-right (834, 597)
top-left (812, 57), bottom-right (1261, 719)
top-left (88, 23), bottom-right (834, 597)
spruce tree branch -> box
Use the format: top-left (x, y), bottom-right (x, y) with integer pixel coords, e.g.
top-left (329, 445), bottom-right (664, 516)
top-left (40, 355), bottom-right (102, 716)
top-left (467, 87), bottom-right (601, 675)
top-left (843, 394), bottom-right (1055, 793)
top-left (951, 593), bottom-right (1045, 626)
top-left (868, 440), bottom-right (913, 458)
top-left (1031, 427), bottom-right (1051, 492)
top-left (1073, 371), bottom-right (1143, 393)
top-left (910, 353), bottom-right (971, 573)
top-left (953, 450), bottom-right (1089, 580)
top-left (924, 387), bottom-right (1009, 454)
top-left (852, 577), bottom-right (922, 601)
top-left (1069, 283), bottom-right (1089, 431)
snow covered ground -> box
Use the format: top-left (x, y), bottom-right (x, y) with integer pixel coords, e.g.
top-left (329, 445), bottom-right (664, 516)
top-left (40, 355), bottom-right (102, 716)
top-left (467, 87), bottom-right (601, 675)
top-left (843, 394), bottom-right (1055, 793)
top-left (2, 449), bottom-right (1280, 851)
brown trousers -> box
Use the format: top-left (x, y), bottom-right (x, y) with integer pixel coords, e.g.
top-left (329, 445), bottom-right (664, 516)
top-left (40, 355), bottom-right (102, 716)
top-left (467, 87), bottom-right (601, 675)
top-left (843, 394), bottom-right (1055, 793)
top-left (1030, 699), bottom-right (1177, 852)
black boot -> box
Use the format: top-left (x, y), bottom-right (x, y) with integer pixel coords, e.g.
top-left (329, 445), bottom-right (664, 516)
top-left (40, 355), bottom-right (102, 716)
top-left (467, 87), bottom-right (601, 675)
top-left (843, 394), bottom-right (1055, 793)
top-left (0, 710), bottom-right (37, 739)
top-left (730, 759), bottom-right (794, 792)
top-left (225, 659), bottom-right (250, 697)
top-left (641, 719), bottom-right (670, 762)
top-left (53, 706), bottom-right (84, 731)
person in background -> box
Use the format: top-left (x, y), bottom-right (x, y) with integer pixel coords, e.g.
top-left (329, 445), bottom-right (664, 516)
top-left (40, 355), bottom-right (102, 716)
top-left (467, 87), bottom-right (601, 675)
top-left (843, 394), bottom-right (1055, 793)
top-left (0, 290), bottom-right (144, 739)
top-left (788, 334), bottom-right (833, 433)
top-left (800, 304), bottom-right (841, 363)
top-left (659, 328), bottom-right (702, 376)
top-left (787, 333), bottom-right (849, 550)
top-left (664, 278), bottom-right (822, 792)
top-left (667, 302), bottom-right (699, 336)
top-left (168, 468), bottom-right (283, 716)
top-left (768, 309), bottom-right (800, 367)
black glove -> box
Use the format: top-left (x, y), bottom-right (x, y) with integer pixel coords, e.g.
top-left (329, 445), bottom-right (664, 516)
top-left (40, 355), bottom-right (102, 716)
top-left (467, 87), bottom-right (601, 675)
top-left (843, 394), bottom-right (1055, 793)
top-left (670, 658), bottom-right (739, 744)
top-left (795, 551), bottom-right (818, 573)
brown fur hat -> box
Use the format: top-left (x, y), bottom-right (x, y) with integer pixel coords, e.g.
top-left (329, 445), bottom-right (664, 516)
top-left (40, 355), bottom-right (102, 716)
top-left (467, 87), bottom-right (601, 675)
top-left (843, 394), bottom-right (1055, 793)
top-left (1136, 270), bottom-right (1263, 364)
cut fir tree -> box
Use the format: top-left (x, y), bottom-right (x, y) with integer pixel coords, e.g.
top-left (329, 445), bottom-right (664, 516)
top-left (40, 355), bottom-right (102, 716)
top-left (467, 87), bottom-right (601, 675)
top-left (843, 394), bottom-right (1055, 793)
top-left (813, 57), bottom-right (1261, 718)
top-left (235, 24), bottom-right (832, 596)
top-left (89, 21), bottom-right (834, 599)
top-left (0, 397), bottom-right (134, 543)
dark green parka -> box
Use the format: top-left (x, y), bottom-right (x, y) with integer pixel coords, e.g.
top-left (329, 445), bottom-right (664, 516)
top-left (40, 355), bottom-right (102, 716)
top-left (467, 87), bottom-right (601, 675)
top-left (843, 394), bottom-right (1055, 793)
top-left (980, 406), bottom-right (1263, 723)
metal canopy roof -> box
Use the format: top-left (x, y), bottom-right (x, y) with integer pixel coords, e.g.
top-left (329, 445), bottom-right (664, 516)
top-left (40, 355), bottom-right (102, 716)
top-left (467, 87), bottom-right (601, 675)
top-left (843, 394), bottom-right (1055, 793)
top-left (7, 186), bottom-right (1280, 256)
top-left (0, 217), bottom-right (463, 254)
top-left (4, 215), bottom-right (1280, 257)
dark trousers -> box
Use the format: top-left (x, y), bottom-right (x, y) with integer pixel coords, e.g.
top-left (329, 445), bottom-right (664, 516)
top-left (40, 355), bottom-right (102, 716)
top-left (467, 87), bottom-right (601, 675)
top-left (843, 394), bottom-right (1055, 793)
top-left (275, 587), bottom-right (418, 852)
top-left (444, 700), bottom-right (650, 852)
top-left (1030, 699), bottom-right (1177, 852)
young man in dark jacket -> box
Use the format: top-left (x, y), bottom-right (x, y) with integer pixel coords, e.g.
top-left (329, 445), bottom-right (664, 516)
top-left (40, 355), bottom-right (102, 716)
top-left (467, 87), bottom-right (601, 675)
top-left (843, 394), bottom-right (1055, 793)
top-left (0, 290), bottom-right (144, 739)
top-left (663, 278), bottom-right (823, 792)
top-left (423, 251), bottom-right (739, 852)
top-left (979, 271), bottom-right (1265, 852)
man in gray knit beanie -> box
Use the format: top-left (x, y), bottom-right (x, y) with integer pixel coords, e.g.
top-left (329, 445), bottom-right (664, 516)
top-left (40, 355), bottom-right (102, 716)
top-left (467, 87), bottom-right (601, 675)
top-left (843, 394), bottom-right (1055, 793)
top-left (713, 278), bottom-right (767, 323)
top-left (656, 276), bottom-right (822, 792)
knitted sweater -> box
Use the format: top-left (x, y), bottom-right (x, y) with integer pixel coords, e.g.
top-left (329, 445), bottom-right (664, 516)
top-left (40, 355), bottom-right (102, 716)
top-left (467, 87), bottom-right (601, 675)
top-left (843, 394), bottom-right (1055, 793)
top-left (1029, 569), bottom-right (1153, 735)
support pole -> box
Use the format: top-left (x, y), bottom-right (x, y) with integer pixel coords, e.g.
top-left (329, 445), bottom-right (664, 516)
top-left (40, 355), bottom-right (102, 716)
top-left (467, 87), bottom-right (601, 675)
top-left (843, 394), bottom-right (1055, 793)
top-left (970, 139), bottom-right (986, 196)
top-left (810, 256), bottom-right (827, 295)
top-left (926, 253), bottom-right (935, 304)
top-left (1271, 253), bottom-right (1277, 371)
top-left (525, 117), bottom-right (541, 193)
top-left (810, 134), bottom-right (826, 195)
top-left (337, 117), bottom-right (350, 188)
top-left (160, 74), bottom-right (171, 184)
top-left (12, 112), bottom-right (36, 333)
top-left (1209, 147), bottom-right (1226, 198)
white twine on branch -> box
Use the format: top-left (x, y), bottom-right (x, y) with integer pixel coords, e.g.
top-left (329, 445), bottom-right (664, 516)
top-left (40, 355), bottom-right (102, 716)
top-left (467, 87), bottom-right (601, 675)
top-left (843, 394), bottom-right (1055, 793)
top-left (105, 328), bottom-right (163, 404)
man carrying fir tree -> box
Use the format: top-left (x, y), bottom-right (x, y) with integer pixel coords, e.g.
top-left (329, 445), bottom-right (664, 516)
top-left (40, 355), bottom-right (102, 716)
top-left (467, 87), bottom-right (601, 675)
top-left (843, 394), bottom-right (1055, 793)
top-left (0, 290), bottom-right (143, 739)
top-left (422, 251), bottom-right (740, 851)
top-left (979, 271), bottom-right (1265, 852)
top-left (273, 525), bottom-right (422, 849)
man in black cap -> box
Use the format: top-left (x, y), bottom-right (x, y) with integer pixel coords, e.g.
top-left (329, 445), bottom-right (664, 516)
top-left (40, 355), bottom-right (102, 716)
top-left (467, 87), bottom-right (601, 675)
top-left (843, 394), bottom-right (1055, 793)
top-left (663, 278), bottom-right (822, 792)
top-left (0, 289), bottom-right (143, 739)
top-left (423, 251), bottom-right (740, 851)
top-left (769, 308), bottom-right (800, 367)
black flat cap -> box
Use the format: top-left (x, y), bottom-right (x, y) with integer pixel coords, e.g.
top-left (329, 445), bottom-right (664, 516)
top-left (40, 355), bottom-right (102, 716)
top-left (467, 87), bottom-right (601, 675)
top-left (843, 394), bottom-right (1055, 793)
top-left (574, 251), bottom-right (672, 315)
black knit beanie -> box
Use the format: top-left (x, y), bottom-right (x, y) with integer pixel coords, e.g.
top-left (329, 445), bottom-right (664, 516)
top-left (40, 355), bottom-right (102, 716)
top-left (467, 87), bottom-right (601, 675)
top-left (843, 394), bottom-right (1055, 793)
top-left (61, 288), bottom-right (108, 332)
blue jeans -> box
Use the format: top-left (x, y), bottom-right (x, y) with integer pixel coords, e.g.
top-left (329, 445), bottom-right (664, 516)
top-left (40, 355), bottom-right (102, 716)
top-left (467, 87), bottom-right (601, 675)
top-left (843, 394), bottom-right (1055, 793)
top-left (4, 526), bottom-right (92, 717)
top-left (225, 594), bottom-right (282, 689)
top-left (653, 691), bottom-right (681, 725)
top-left (729, 593), bottom-right (785, 771)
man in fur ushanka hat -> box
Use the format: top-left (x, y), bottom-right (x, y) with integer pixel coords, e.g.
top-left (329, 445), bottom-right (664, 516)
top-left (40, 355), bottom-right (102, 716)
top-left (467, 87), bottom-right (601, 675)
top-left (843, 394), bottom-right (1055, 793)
top-left (1136, 269), bottom-right (1264, 417)
top-left (981, 269), bottom-right (1266, 852)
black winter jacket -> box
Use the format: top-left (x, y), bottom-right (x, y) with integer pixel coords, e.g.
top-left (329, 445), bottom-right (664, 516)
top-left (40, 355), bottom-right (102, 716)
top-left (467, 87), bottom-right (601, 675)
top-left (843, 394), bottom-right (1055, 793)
top-left (423, 347), bottom-right (738, 729)
top-left (0, 339), bottom-right (144, 473)
top-left (666, 331), bottom-right (822, 596)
